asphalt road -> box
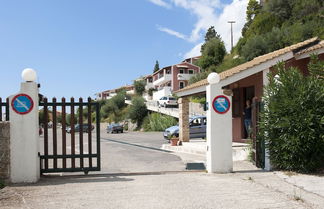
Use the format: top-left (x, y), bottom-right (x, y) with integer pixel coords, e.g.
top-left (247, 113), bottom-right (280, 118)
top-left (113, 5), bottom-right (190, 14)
top-left (3, 129), bottom-right (324, 208)
top-left (40, 128), bottom-right (186, 175)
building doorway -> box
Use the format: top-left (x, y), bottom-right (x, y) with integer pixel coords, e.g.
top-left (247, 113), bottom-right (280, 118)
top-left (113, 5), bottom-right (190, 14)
top-left (243, 86), bottom-right (255, 139)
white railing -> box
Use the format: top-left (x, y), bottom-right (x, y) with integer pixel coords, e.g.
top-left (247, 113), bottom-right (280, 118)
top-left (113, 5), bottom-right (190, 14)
top-left (145, 82), bottom-right (154, 90)
top-left (153, 74), bottom-right (172, 86)
top-left (177, 73), bottom-right (194, 81)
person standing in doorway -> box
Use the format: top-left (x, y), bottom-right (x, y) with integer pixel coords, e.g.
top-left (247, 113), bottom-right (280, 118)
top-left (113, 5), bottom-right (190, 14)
top-left (243, 100), bottom-right (252, 138)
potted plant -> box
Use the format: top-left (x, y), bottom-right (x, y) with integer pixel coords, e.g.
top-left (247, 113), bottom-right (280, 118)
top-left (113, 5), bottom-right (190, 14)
top-left (168, 135), bottom-right (179, 146)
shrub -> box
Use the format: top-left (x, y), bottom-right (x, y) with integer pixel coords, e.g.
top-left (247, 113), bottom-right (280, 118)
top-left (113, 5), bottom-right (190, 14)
top-left (259, 62), bottom-right (324, 172)
top-left (134, 79), bottom-right (146, 96)
top-left (148, 88), bottom-right (156, 97)
top-left (190, 95), bottom-right (206, 104)
top-left (143, 113), bottom-right (177, 132)
top-left (128, 96), bottom-right (148, 128)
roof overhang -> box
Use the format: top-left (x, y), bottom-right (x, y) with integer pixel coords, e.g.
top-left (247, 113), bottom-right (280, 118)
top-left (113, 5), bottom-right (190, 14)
top-left (176, 51), bottom-right (294, 97)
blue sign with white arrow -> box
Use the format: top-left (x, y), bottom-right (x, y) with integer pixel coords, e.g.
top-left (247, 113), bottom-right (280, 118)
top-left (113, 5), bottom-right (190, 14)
top-left (212, 95), bottom-right (230, 114)
top-left (11, 94), bottom-right (34, 115)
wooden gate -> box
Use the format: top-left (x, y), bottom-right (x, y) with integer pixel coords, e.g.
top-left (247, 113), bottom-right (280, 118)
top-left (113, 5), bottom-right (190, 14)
top-left (39, 97), bottom-right (100, 174)
top-left (251, 98), bottom-right (265, 168)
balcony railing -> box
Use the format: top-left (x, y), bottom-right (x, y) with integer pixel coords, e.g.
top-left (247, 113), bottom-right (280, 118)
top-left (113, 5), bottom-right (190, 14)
top-left (153, 74), bottom-right (172, 86)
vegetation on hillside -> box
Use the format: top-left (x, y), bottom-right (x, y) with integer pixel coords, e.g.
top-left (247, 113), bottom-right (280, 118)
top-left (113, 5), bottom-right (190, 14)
top-left (143, 113), bottom-right (177, 132)
top-left (236, 0), bottom-right (324, 61)
top-left (189, 0), bottom-right (324, 85)
top-left (100, 91), bottom-right (128, 123)
top-left (134, 79), bottom-right (146, 96)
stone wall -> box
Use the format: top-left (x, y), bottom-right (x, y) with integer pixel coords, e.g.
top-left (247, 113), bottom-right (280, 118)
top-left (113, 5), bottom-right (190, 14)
top-left (0, 122), bottom-right (10, 180)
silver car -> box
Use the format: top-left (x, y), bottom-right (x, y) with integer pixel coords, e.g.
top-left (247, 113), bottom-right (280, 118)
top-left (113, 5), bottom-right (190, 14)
top-left (163, 116), bottom-right (206, 139)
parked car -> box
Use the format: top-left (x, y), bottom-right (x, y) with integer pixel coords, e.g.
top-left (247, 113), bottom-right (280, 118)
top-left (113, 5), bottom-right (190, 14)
top-left (107, 123), bottom-right (124, 133)
top-left (163, 116), bottom-right (206, 139)
top-left (66, 124), bottom-right (94, 133)
top-left (158, 96), bottom-right (178, 108)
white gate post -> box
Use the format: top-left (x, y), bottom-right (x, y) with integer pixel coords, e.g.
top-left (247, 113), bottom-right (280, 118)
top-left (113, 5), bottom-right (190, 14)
top-left (9, 69), bottom-right (40, 183)
top-left (206, 73), bottom-right (233, 173)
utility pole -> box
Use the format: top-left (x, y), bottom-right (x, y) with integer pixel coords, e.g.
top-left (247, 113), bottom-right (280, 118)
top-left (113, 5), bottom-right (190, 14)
top-left (227, 21), bottom-right (236, 52)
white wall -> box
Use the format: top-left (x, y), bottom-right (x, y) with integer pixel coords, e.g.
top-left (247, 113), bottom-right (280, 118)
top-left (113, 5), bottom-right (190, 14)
top-left (10, 82), bottom-right (40, 183)
top-left (153, 87), bottom-right (172, 100)
top-left (206, 84), bottom-right (233, 173)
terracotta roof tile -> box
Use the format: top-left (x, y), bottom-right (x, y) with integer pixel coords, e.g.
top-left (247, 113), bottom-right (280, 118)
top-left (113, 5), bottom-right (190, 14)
top-left (175, 37), bottom-right (320, 94)
top-left (296, 40), bottom-right (324, 55)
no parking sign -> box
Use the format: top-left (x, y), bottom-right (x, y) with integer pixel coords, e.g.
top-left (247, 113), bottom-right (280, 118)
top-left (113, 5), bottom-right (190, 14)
top-left (212, 95), bottom-right (230, 114)
top-left (11, 94), bottom-right (34, 115)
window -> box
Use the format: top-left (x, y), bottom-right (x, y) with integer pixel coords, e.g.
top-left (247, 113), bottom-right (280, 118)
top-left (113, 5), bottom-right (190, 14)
top-left (190, 118), bottom-right (201, 127)
top-left (148, 78), bottom-right (153, 83)
top-left (179, 81), bottom-right (185, 89)
top-left (188, 69), bottom-right (194, 74)
top-left (166, 69), bottom-right (171, 74)
top-left (179, 69), bottom-right (184, 74)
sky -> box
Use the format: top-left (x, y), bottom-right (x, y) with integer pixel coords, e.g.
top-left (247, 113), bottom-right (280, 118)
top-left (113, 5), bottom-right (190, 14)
top-left (0, 0), bottom-right (248, 100)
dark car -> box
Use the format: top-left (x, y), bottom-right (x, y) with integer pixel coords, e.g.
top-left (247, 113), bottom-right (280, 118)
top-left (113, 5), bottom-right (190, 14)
top-left (107, 123), bottom-right (123, 133)
top-left (66, 124), bottom-right (94, 133)
top-left (163, 116), bottom-right (206, 140)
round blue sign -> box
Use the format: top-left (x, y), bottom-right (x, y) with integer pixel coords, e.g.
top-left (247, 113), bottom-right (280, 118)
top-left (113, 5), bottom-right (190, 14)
top-left (11, 94), bottom-right (34, 115)
top-left (212, 95), bottom-right (230, 114)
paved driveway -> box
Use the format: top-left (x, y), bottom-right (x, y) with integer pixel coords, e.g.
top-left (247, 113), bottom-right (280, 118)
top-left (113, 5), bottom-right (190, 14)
top-left (2, 131), bottom-right (324, 208)
top-left (99, 131), bottom-right (186, 173)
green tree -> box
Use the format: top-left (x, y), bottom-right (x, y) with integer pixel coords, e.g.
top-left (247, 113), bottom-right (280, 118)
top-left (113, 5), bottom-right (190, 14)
top-left (242, 0), bottom-right (262, 36)
top-left (128, 96), bottom-right (148, 128)
top-left (246, 0), bottom-right (261, 23)
top-left (264, 0), bottom-right (292, 20)
top-left (198, 37), bottom-right (226, 71)
top-left (201, 26), bottom-right (221, 52)
top-left (134, 79), bottom-right (146, 96)
top-left (100, 91), bottom-right (126, 122)
top-left (154, 60), bottom-right (160, 72)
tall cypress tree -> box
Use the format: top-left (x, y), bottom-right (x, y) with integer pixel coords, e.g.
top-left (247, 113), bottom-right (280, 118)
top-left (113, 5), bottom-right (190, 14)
top-left (153, 60), bottom-right (159, 73)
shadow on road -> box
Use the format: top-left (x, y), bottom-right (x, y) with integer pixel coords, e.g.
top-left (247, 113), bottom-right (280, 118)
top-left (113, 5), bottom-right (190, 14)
top-left (101, 137), bottom-right (172, 153)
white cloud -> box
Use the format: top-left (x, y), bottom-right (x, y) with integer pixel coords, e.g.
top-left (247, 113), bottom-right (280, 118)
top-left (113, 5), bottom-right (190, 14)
top-left (184, 42), bottom-right (203, 58)
top-left (214, 0), bottom-right (248, 52)
top-left (151, 0), bottom-right (248, 57)
top-left (157, 26), bottom-right (187, 40)
top-left (148, 0), bottom-right (172, 9)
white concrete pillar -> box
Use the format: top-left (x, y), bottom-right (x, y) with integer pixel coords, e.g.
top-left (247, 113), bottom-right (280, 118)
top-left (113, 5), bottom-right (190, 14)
top-left (262, 68), bottom-right (272, 171)
top-left (206, 73), bottom-right (233, 173)
top-left (9, 71), bottom-right (40, 183)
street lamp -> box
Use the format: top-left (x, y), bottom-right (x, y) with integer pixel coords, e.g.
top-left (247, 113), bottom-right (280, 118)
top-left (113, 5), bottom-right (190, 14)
top-left (22, 68), bottom-right (37, 82)
top-left (207, 72), bottom-right (220, 85)
top-left (227, 21), bottom-right (236, 52)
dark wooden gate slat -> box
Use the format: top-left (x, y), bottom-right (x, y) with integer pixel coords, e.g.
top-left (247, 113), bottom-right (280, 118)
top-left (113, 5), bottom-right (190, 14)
top-left (52, 97), bottom-right (58, 169)
top-left (87, 97), bottom-right (92, 168)
top-left (70, 97), bottom-right (75, 169)
top-left (43, 98), bottom-right (49, 170)
top-left (79, 98), bottom-right (84, 168)
top-left (61, 98), bottom-right (67, 169)
top-left (96, 102), bottom-right (101, 170)
top-left (5, 98), bottom-right (9, 121)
